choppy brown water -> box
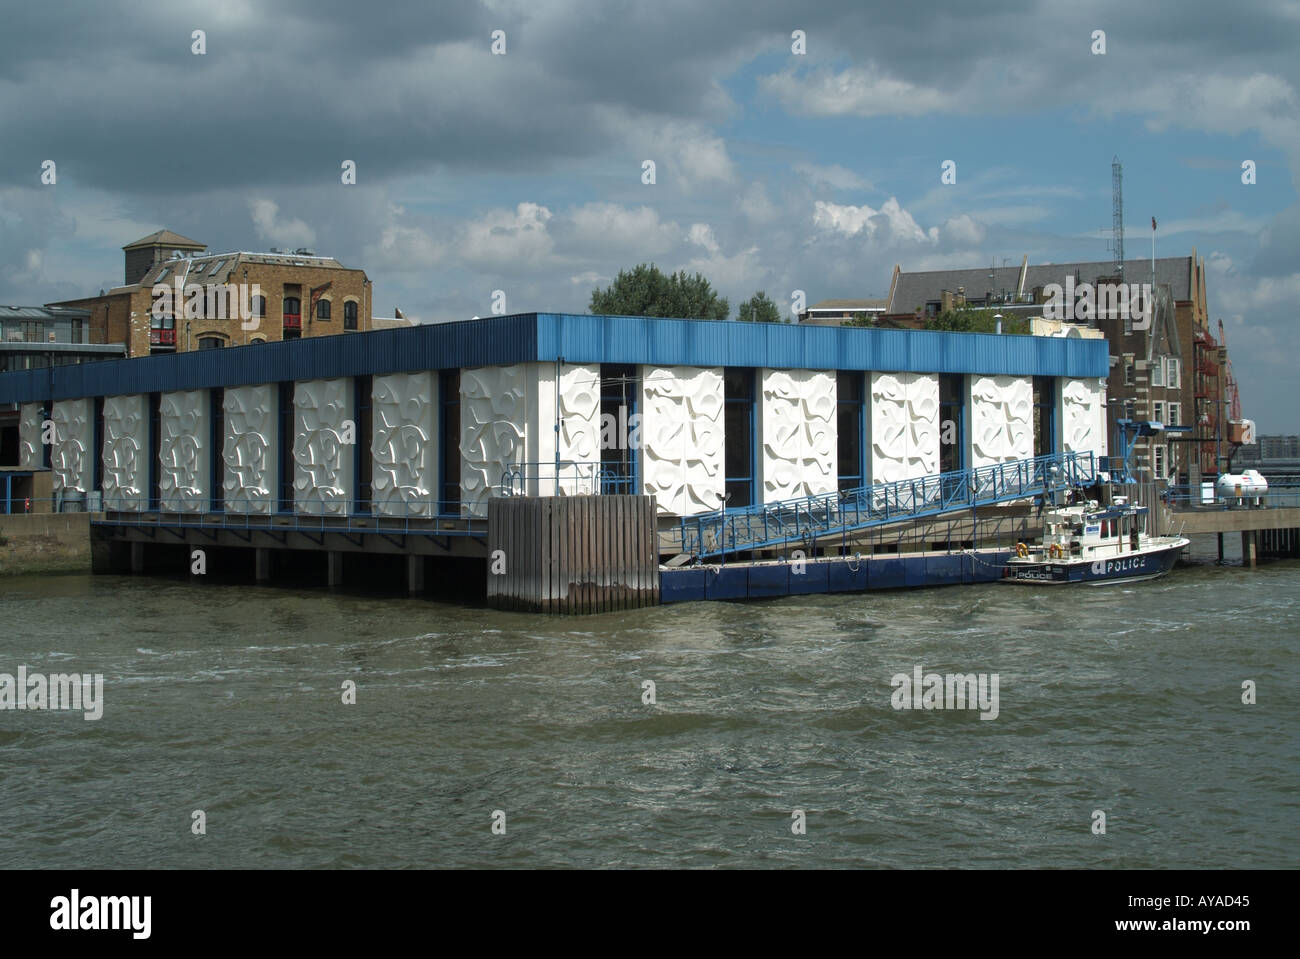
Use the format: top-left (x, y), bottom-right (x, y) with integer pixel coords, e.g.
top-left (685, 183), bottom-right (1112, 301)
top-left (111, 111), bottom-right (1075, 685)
top-left (1, 534), bottom-right (1295, 868)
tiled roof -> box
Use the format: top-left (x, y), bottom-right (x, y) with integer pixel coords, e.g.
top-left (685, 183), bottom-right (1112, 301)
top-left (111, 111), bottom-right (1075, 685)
top-left (123, 229), bottom-right (206, 250)
top-left (887, 256), bottom-right (1194, 314)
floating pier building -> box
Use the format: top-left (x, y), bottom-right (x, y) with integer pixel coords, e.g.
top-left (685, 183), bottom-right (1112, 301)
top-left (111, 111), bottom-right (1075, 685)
top-left (0, 313), bottom-right (1110, 611)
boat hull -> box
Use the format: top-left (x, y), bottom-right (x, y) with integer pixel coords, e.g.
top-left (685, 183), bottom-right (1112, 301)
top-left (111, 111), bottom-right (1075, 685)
top-left (1001, 540), bottom-right (1186, 585)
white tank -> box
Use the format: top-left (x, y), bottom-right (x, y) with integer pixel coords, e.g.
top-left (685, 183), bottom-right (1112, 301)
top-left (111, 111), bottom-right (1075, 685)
top-left (1217, 470), bottom-right (1268, 500)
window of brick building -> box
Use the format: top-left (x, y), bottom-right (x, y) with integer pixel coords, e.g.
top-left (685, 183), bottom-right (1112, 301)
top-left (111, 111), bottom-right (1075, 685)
top-left (316, 299), bottom-right (331, 320)
top-left (344, 301), bottom-right (358, 330)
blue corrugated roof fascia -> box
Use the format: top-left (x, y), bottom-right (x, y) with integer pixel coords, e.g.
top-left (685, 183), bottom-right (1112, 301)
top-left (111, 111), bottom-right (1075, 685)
top-left (534, 313), bottom-right (1108, 378)
top-left (0, 313), bottom-right (1107, 404)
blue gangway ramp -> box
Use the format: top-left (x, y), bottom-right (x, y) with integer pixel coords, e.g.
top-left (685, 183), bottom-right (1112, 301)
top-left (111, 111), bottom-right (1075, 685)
top-left (679, 450), bottom-right (1096, 560)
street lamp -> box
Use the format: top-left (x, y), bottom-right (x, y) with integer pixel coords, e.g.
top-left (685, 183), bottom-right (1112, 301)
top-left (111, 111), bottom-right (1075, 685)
top-left (993, 313), bottom-right (1003, 335)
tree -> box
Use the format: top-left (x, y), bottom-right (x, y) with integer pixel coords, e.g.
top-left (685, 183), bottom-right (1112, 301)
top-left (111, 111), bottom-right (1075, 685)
top-left (736, 290), bottom-right (782, 323)
top-left (842, 312), bottom-right (875, 327)
top-left (928, 306), bottom-right (1030, 335)
top-left (590, 263), bottom-right (728, 321)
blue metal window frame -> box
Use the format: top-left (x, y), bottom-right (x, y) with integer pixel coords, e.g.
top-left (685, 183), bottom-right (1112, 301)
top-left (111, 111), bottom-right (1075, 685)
top-left (724, 367), bottom-right (756, 509)
top-left (939, 373), bottom-right (966, 475)
top-left (1034, 376), bottom-right (1058, 456)
top-left (92, 396), bottom-right (104, 495)
top-left (41, 402), bottom-right (51, 469)
top-left (277, 381), bottom-right (295, 513)
top-left (439, 369), bottom-right (460, 515)
top-left (837, 370), bottom-right (865, 491)
top-left (599, 363), bottom-right (639, 494)
top-left (353, 374), bottom-right (372, 514)
top-left (209, 387), bottom-right (225, 512)
top-left (147, 392), bottom-right (161, 510)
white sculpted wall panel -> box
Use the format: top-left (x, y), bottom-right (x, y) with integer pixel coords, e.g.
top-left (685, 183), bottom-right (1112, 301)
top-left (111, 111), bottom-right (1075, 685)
top-left (759, 369), bottom-right (837, 502)
top-left (461, 365), bottom-right (527, 517)
top-left (372, 372), bottom-right (438, 517)
top-left (294, 378), bottom-right (353, 516)
top-left (51, 398), bottom-right (92, 495)
top-left (869, 372), bottom-right (939, 485)
top-left (1061, 378), bottom-right (1108, 458)
top-left (223, 384), bottom-right (278, 514)
top-left (969, 375), bottom-right (1034, 467)
top-left (639, 365), bottom-right (724, 516)
top-left (102, 394), bottom-right (147, 510)
top-left (159, 390), bottom-right (209, 512)
top-left (18, 403), bottom-right (44, 469)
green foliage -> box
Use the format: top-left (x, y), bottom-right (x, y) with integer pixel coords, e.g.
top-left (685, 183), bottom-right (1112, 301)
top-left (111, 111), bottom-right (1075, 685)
top-left (590, 263), bottom-right (729, 322)
top-left (927, 306), bottom-right (1030, 335)
top-left (736, 290), bottom-right (782, 323)
top-left (842, 312), bottom-right (875, 327)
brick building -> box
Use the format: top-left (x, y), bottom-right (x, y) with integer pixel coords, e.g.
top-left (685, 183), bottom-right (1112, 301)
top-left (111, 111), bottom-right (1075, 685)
top-left (51, 230), bottom-right (373, 357)
top-left (879, 251), bottom-right (1231, 480)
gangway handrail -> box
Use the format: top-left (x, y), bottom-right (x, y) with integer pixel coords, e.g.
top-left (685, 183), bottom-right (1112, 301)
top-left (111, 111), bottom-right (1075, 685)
top-left (679, 450), bottom-right (1096, 559)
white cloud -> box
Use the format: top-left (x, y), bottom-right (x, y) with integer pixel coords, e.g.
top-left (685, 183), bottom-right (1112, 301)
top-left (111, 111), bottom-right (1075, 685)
top-left (941, 213), bottom-right (986, 247)
top-left (459, 201), bottom-right (555, 270)
top-left (738, 182), bottom-right (779, 224)
top-left (812, 197), bottom-right (938, 245)
top-left (760, 65), bottom-right (950, 118)
top-left (688, 222), bottom-right (720, 254)
top-left (793, 162), bottom-right (871, 191)
top-left (365, 204), bottom-right (447, 273)
top-left (248, 198), bottom-right (316, 249)
top-left (567, 203), bottom-right (679, 255)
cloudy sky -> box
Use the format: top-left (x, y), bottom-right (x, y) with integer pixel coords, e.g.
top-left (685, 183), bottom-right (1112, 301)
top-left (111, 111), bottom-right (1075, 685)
top-left (2, 0), bottom-right (1297, 429)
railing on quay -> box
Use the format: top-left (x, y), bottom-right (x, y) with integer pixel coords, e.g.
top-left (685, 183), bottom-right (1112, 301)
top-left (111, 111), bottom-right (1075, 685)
top-left (1163, 482), bottom-right (1300, 511)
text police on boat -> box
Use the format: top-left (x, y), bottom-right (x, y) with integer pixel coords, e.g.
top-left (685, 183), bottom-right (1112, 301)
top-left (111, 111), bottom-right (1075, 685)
top-left (1002, 497), bottom-right (1188, 585)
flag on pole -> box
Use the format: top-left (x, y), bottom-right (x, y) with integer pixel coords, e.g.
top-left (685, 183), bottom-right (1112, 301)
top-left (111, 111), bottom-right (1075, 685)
top-left (310, 282), bottom-right (333, 322)
top-left (1152, 217), bottom-right (1157, 231)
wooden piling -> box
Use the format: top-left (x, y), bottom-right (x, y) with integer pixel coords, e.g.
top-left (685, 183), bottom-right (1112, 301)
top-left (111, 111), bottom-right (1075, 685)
top-left (487, 495), bottom-right (659, 614)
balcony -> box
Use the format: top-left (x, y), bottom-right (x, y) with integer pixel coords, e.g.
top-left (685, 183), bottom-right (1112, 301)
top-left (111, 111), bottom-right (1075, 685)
top-left (282, 313), bottom-right (301, 331)
top-left (149, 328), bottom-right (176, 348)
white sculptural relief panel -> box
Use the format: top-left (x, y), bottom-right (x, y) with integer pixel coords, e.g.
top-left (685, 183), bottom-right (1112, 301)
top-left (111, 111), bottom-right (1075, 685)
top-left (158, 390), bottom-right (209, 512)
top-left (557, 364), bottom-right (600, 495)
top-left (223, 384), bottom-right (278, 514)
top-left (102, 394), bottom-right (147, 510)
top-left (869, 372), bottom-right (939, 485)
top-left (759, 369), bottom-right (837, 502)
top-left (372, 372), bottom-right (437, 517)
top-left (51, 398), bottom-right (92, 495)
top-left (969, 375), bottom-right (1034, 467)
top-left (294, 378), bottom-right (353, 516)
top-left (461, 365), bottom-right (527, 518)
top-left (639, 365), bottom-right (723, 516)
top-left (18, 403), bottom-right (44, 469)
top-left (1061, 378), bottom-right (1107, 457)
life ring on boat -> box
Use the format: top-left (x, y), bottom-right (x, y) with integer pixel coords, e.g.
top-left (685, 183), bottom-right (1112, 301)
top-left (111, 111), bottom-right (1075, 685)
top-left (1048, 544), bottom-right (1063, 559)
top-left (1015, 542), bottom-right (1029, 558)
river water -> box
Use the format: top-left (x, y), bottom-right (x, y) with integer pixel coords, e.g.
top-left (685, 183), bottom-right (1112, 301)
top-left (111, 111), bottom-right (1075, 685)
top-left (1, 535), bottom-right (1295, 869)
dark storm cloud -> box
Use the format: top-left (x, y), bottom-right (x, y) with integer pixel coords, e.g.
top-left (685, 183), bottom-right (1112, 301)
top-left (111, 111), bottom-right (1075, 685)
top-left (5, 0), bottom-right (1300, 198)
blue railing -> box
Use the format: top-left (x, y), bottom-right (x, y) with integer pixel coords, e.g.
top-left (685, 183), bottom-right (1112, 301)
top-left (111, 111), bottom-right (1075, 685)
top-left (1164, 482), bottom-right (1300, 511)
top-left (680, 451), bottom-right (1096, 559)
top-left (499, 461), bottom-right (634, 497)
top-left (85, 496), bottom-right (483, 537)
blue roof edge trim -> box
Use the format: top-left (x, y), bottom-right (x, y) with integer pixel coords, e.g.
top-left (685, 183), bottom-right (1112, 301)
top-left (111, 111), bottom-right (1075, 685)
top-left (0, 313), bottom-right (1106, 404)
top-left (534, 313), bottom-right (1107, 378)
